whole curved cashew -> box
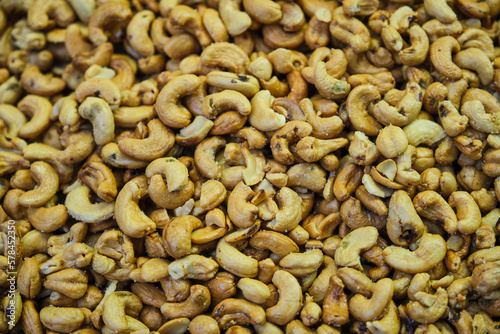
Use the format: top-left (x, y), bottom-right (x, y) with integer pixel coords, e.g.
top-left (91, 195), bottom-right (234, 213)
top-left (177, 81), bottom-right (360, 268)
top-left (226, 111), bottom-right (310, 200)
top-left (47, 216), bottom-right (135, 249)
top-left (406, 288), bottom-right (448, 324)
top-left (88, 1), bottom-right (132, 45)
top-left (78, 97), bottom-right (115, 145)
top-left (461, 100), bottom-right (500, 134)
top-left (266, 270), bottom-right (303, 326)
top-left (78, 161), bottom-right (117, 203)
top-left (161, 285), bottom-right (211, 320)
top-left (366, 301), bottom-right (401, 334)
top-left (248, 90), bottom-right (286, 132)
top-left (202, 90), bottom-right (251, 120)
top-left (448, 191), bottom-right (481, 234)
top-left (250, 230), bottom-right (299, 258)
top-left (216, 234), bottom-right (258, 278)
top-left (115, 176), bottom-right (156, 238)
top-left (383, 233), bottom-right (447, 274)
top-left (102, 291), bottom-right (143, 333)
top-left (18, 161), bottom-right (58, 208)
top-left (17, 94), bottom-right (52, 139)
top-left (65, 185), bottom-right (115, 223)
top-left (335, 226), bottom-right (379, 270)
top-left (349, 278), bottom-right (394, 322)
top-left (430, 36), bottom-right (462, 80)
top-left (266, 187), bottom-right (302, 232)
top-left (155, 74), bottom-right (200, 129)
top-left (314, 61), bottom-right (350, 100)
top-left (20, 64), bottom-right (65, 96)
top-left (219, 0), bottom-right (252, 36)
top-left (453, 48), bottom-right (494, 86)
top-left (163, 215), bottom-right (203, 259)
top-left (227, 181), bottom-right (259, 228)
top-left (75, 78), bottom-right (121, 110)
top-left (373, 82), bottom-right (423, 126)
top-left (346, 84), bottom-right (382, 136)
top-left (118, 119), bottom-right (175, 161)
top-left (126, 10), bottom-right (155, 57)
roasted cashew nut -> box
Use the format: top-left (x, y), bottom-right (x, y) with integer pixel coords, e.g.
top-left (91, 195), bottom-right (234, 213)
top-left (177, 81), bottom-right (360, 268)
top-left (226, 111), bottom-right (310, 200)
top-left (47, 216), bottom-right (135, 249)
top-left (383, 233), bottom-right (447, 274)
top-left (266, 270), bottom-right (303, 326)
top-left (65, 185), bottom-right (115, 224)
top-left (349, 278), bottom-right (394, 322)
top-left (335, 226), bottom-right (379, 270)
top-left (216, 234), bottom-right (258, 278)
top-left (78, 97), bottom-right (115, 145)
top-left (18, 161), bottom-right (58, 208)
top-left (161, 285), bottom-right (211, 320)
top-left (115, 176), bottom-right (156, 238)
top-left (102, 291), bottom-right (143, 333)
top-left (346, 84), bottom-right (382, 136)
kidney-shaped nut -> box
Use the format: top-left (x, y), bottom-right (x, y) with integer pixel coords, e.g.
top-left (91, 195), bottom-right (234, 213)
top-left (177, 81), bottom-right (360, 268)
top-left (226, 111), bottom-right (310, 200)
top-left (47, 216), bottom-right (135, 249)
top-left (346, 84), bottom-right (382, 136)
top-left (155, 74), bottom-right (200, 129)
top-left (279, 249), bottom-right (324, 277)
top-left (168, 254), bottom-right (218, 281)
top-left (216, 234), bottom-right (258, 278)
top-left (373, 83), bottom-right (423, 127)
top-left (118, 119), bottom-right (175, 161)
top-left (250, 230), bottom-right (299, 258)
top-left (194, 136), bottom-right (227, 180)
top-left (115, 176), bottom-right (155, 239)
top-left (448, 191), bottom-right (481, 235)
top-left (78, 97), bottom-right (114, 145)
top-left (20, 64), bottom-right (65, 96)
top-left (349, 278), bottom-right (394, 322)
top-left (461, 100), bottom-right (500, 134)
top-left (88, 1), bottom-right (132, 46)
top-left (164, 215), bottom-right (203, 259)
top-left (403, 119), bottom-right (447, 147)
top-left (335, 226), bottom-right (379, 270)
top-left (161, 285), bottom-right (210, 319)
top-left (126, 10), bottom-right (155, 57)
top-left (453, 48), bottom-right (493, 86)
top-left (406, 287), bottom-right (449, 324)
top-left (430, 36), bottom-right (462, 80)
top-left (383, 233), bottom-right (447, 274)
top-left (266, 187), bottom-right (302, 232)
top-left (266, 270), bottom-right (302, 326)
top-left (102, 291), bottom-right (143, 333)
top-left (330, 14), bottom-right (371, 53)
top-left (249, 90), bottom-right (286, 132)
top-left (227, 181), bottom-right (259, 229)
top-left (18, 161), bottom-right (58, 208)
top-left (17, 94), bottom-right (52, 139)
top-left (202, 90), bottom-right (251, 121)
top-left (27, 204), bottom-right (69, 233)
top-left (65, 185), bottom-right (114, 224)
top-left (146, 157), bottom-right (194, 210)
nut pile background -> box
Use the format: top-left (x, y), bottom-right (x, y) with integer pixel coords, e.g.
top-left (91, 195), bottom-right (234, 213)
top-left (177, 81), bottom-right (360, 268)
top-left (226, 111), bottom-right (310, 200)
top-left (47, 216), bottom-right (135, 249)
top-left (1, 0), bottom-right (500, 333)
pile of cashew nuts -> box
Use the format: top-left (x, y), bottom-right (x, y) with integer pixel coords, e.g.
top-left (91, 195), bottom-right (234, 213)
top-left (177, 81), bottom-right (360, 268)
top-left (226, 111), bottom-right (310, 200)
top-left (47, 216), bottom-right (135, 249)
top-left (1, 0), bottom-right (500, 333)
